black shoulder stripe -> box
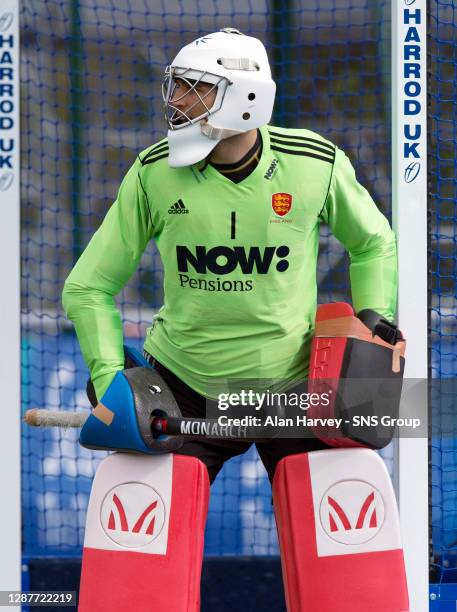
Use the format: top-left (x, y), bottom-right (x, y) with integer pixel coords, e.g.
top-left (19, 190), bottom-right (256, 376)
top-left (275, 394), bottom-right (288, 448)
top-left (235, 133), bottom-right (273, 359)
top-left (142, 142), bottom-right (169, 161)
top-left (268, 130), bottom-right (335, 153)
top-left (140, 141), bottom-right (169, 164)
top-left (149, 138), bottom-right (168, 152)
top-left (141, 151), bottom-right (169, 165)
top-left (270, 137), bottom-right (335, 158)
top-left (270, 145), bottom-right (334, 164)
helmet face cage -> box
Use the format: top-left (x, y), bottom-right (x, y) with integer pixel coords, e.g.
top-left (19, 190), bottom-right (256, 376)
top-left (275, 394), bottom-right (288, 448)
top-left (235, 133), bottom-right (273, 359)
top-left (162, 66), bottom-right (230, 130)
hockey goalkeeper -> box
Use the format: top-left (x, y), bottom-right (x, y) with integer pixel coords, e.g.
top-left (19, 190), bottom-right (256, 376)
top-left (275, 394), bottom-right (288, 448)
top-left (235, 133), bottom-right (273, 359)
top-left (62, 28), bottom-right (409, 612)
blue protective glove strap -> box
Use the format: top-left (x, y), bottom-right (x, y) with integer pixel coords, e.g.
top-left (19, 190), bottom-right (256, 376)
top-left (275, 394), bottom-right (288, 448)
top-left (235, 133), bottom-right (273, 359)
top-left (123, 344), bottom-right (150, 368)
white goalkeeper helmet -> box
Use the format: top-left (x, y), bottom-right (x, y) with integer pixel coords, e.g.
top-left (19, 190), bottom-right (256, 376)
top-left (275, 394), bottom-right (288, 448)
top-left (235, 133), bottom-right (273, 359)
top-left (162, 28), bottom-right (276, 167)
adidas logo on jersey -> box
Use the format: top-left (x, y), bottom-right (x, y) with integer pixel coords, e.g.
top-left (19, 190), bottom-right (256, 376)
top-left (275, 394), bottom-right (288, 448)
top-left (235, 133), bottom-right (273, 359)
top-left (168, 199), bottom-right (189, 214)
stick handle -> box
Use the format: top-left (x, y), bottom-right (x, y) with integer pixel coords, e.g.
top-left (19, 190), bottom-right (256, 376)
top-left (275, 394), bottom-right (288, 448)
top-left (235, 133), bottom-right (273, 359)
top-left (24, 409), bottom-right (88, 428)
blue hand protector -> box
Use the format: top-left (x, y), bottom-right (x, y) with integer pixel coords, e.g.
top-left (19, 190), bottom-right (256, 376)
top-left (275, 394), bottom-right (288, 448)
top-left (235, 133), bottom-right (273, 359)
top-left (80, 348), bottom-right (183, 454)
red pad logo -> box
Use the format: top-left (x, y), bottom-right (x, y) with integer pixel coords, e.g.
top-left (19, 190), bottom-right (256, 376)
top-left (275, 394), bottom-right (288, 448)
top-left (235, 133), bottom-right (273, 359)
top-left (319, 480), bottom-right (385, 545)
top-left (272, 193), bottom-right (292, 217)
top-left (100, 483), bottom-right (166, 548)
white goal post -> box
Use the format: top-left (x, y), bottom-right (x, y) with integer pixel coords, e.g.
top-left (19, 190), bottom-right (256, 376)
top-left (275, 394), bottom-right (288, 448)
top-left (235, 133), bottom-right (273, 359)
top-left (0, 0), bottom-right (21, 601)
top-left (392, 0), bottom-right (429, 609)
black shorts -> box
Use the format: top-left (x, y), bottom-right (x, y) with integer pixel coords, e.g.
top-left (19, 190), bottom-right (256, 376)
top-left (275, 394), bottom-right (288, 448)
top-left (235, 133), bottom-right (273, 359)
top-left (146, 354), bottom-right (330, 484)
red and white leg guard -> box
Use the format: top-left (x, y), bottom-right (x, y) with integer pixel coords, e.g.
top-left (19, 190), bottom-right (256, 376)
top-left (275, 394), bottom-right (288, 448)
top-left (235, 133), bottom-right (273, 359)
top-left (78, 453), bottom-right (209, 612)
top-left (273, 449), bottom-right (409, 611)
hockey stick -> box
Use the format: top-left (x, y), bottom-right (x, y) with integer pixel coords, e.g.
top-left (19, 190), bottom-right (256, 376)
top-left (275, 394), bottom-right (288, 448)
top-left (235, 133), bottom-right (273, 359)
top-left (23, 409), bottom-right (263, 440)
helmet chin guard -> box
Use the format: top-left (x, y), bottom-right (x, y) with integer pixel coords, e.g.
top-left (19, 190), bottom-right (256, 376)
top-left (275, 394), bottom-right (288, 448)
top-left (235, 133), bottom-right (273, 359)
top-left (163, 29), bottom-right (276, 168)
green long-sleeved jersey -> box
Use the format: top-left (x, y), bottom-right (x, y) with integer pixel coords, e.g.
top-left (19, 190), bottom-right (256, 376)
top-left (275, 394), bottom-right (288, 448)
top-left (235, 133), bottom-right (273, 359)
top-left (62, 125), bottom-right (397, 400)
